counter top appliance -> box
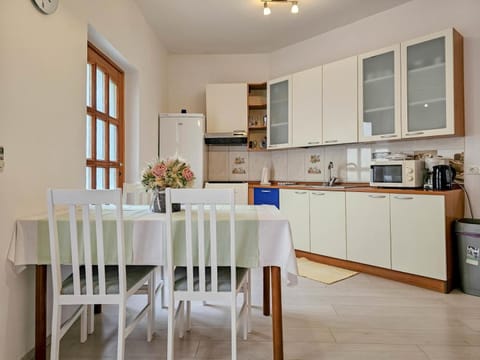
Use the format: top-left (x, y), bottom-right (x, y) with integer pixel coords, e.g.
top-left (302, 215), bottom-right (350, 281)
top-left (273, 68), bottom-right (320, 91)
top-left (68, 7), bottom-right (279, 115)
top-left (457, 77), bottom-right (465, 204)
top-left (370, 159), bottom-right (424, 188)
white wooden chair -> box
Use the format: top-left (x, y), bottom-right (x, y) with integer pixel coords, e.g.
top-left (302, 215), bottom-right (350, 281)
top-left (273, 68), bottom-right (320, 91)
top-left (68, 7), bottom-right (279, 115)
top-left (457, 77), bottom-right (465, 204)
top-left (47, 189), bottom-right (156, 360)
top-left (122, 182), bottom-right (152, 205)
top-left (122, 182), bottom-right (166, 307)
top-left (165, 188), bottom-right (251, 360)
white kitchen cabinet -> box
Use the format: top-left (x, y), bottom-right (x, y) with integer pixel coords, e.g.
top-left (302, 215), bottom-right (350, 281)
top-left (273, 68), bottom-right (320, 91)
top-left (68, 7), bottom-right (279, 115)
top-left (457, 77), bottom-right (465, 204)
top-left (267, 76), bottom-right (292, 149)
top-left (346, 192), bottom-right (391, 268)
top-left (206, 83), bottom-right (248, 133)
top-left (292, 66), bottom-right (323, 147)
top-left (280, 189), bottom-right (310, 252)
top-left (323, 56), bottom-right (358, 145)
top-left (358, 45), bottom-right (401, 142)
top-left (390, 194), bottom-right (446, 280)
top-left (310, 191), bottom-right (346, 259)
top-left (401, 28), bottom-right (464, 138)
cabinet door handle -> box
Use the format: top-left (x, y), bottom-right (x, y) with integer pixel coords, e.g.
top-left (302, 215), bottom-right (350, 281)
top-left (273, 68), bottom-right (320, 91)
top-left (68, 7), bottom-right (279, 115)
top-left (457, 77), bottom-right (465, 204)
top-left (295, 191), bottom-right (307, 195)
top-left (368, 194), bottom-right (386, 199)
top-left (394, 196), bottom-right (414, 200)
top-left (380, 134), bottom-right (398, 139)
top-left (307, 141), bottom-right (321, 145)
top-left (405, 131), bottom-right (425, 136)
top-left (324, 140), bottom-right (338, 144)
top-left (261, 190), bottom-right (272, 193)
top-left (312, 192), bottom-right (325, 196)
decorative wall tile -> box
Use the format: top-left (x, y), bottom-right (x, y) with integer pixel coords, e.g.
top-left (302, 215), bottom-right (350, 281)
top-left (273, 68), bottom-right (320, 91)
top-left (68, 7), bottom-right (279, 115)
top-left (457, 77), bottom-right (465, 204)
top-left (248, 151), bottom-right (272, 181)
top-left (287, 148), bottom-right (306, 182)
top-left (271, 150), bottom-right (288, 181)
top-left (229, 150), bottom-right (248, 181)
top-left (304, 147), bottom-right (325, 182)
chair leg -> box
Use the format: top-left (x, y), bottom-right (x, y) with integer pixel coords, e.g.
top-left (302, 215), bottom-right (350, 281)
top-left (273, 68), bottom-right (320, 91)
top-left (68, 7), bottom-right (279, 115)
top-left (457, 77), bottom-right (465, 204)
top-left (87, 305), bottom-right (95, 334)
top-left (186, 300), bottom-right (191, 331)
top-left (147, 272), bottom-right (155, 342)
top-left (117, 302), bottom-right (126, 360)
top-left (178, 301), bottom-right (185, 339)
top-left (159, 266), bottom-right (166, 308)
top-left (50, 303), bottom-right (62, 360)
top-left (231, 296), bottom-right (237, 360)
top-left (167, 298), bottom-right (175, 360)
top-left (80, 305), bottom-right (87, 343)
top-left (247, 271), bottom-right (252, 333)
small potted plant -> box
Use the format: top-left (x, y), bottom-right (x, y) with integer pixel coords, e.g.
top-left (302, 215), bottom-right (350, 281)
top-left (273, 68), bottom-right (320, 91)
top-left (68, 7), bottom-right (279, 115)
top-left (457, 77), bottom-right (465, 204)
top-left (141, 157), bottom-right (195, 212)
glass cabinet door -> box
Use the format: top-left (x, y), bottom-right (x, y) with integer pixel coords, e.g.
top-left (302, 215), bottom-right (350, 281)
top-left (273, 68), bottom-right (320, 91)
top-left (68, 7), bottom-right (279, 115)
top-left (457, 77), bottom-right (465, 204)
top-left (267, 76), bottom-right (291, 148)
top-left (401, 29), bottom-right (462, 138)
top-left (358, 45), bottom-right (400, 142)
top-left (405, 36), bottom-right (446, 133)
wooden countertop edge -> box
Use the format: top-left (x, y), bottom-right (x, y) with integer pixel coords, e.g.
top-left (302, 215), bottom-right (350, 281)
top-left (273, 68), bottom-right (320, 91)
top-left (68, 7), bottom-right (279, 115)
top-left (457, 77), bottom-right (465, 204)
top-left (249, 182), bottom-right (463, 196)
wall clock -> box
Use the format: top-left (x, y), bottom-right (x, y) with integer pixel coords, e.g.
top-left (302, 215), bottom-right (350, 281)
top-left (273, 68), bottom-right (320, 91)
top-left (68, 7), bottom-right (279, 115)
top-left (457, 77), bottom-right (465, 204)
top-left (32, 0), bottom-right (59, 15)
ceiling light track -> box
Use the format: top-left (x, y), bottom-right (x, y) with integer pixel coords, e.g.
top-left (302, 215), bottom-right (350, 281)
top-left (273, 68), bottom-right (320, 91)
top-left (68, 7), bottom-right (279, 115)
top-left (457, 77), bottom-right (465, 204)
top-left (262, 0), bottom-right (299, 16)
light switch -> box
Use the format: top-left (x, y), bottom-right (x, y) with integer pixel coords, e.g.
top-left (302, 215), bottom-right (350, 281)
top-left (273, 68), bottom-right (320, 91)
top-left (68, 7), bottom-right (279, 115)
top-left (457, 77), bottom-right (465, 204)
top-left (0, 146), bottom-right (4, 169)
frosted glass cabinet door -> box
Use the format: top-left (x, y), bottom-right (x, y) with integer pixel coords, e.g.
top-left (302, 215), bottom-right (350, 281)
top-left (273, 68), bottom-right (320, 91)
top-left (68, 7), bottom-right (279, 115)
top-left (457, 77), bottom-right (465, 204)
top-left (267, 76), bottom-right (292, 149)
top-left (358, 45), bottom-right (401, 142)
top-left (401, 28), bottom-right (464, 138)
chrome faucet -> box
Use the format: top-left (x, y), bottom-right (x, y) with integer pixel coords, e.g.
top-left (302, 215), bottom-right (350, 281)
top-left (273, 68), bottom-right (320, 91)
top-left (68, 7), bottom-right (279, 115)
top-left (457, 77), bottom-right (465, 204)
top-left (327, 161), bottom-right (337, 186)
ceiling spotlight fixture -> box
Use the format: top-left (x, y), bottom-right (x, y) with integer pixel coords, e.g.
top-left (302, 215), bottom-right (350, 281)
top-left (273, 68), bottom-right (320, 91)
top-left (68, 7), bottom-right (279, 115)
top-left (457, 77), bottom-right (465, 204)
top-left (263, 2), bottom-right (271, 16)
top-left (261, 0), bottom-right (300, 16)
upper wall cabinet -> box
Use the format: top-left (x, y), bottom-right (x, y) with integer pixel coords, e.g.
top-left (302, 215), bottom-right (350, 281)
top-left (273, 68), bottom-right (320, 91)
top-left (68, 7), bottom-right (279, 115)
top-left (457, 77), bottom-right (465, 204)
top-left (206, 83), bottom-right (248, 133)
top-left (292, 66), bottom-right (323, 147)
top-left (267, 76), bottom-right (292, 149)
top-left (358, 45), bottom-right (401, 142)
top-left (401, 28), bottom-right (464, 138)
top-left (323, 56), bottom-right (358, 145)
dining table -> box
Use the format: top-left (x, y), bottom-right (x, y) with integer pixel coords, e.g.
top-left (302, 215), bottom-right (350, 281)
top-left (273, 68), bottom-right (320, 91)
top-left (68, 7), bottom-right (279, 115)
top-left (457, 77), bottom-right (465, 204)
top-left (8, 204), bottom-right (298, 360)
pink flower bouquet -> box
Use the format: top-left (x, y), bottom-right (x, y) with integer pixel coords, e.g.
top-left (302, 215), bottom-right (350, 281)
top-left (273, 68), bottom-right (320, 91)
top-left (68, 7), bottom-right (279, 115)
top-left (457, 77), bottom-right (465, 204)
top-left (141, 157), bottom-right (195, 190)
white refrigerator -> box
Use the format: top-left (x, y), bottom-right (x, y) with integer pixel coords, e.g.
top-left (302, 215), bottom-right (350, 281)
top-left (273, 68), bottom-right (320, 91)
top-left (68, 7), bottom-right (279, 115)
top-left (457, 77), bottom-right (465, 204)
top-left (158, 113), bottom-right (206, 188)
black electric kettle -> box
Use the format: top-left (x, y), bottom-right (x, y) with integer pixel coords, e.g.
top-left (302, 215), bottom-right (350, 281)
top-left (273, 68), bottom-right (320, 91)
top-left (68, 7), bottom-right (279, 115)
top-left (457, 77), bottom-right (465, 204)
top-left (432, 165), bottom-right (456, 190)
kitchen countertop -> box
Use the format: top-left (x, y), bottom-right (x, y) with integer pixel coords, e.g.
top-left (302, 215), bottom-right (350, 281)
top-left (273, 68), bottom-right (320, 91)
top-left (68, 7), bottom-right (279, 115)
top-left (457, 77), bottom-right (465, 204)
top-left (249, 182), bottom-right (463, 195)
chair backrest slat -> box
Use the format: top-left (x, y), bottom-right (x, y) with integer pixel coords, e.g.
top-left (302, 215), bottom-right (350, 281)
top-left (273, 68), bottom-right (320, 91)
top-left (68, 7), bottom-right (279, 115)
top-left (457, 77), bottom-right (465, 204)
top-left (47, 189), bottom-right (125, 298)
top-left (166, 188), bottom-right (235, 296)
top-left (82, 204), bottom-right (93, 296)
top-left (68, 205), bottom-right (81, 296)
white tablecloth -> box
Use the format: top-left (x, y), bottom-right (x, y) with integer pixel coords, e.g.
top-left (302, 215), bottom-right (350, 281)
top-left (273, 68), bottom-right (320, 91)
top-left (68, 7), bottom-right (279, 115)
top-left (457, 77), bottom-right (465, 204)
top-left (8, 204), bottom-right (298, 285)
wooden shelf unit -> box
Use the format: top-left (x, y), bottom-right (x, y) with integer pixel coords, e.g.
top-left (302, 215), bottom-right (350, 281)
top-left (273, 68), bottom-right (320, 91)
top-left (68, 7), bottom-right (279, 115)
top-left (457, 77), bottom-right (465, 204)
top-left (247, 82), bottom-right (267, 151)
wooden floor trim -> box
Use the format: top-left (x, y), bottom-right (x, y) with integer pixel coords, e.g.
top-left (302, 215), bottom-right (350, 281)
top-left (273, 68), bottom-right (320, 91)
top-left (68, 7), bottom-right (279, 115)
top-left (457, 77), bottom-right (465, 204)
top-left (296, 250), bottom-right (450, 293)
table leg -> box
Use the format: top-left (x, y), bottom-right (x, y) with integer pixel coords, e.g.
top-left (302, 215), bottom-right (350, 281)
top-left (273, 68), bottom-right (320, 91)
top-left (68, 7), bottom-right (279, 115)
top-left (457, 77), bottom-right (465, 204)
top-left (263, 266), bottom-right (271, 316)
top-left (35, 265), bottom-right (47, 360)
top-left (271, 266), bottom-right (284, 360)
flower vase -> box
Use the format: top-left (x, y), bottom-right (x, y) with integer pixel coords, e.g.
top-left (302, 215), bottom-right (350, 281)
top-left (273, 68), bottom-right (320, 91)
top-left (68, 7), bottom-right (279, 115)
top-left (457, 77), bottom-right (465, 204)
top-left (151, 189), bottom-right (181, 213)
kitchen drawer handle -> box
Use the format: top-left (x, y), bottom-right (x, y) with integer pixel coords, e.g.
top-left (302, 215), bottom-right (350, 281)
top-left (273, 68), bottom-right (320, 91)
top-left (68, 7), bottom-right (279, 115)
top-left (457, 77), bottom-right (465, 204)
top-left (295, 191), bottom-right (308, 195)
top-left (380, 134), bottom-right (398, 139)
top-left (324, 140), bottom-right (338, 144)
top-left (368, 195), bottom-right (386, 199)
top-left (312, 192), bottom-right (325, 196)
top-left (260, 190), bottom-right (272, 193)
top-left (405, 131), bottom-right (425, 136)
top-left (394, 196), bottom-right (414, 200)
top-left (307, 141), bottom-right (321, 145)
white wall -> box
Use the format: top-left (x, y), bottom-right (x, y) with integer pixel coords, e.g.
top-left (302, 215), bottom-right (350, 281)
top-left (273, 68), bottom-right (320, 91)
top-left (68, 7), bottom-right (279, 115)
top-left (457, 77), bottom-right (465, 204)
top-left (0, 0), bottom-right (167, 358)
top-left (167, 54), bottom-right (270, 114)
top-left (268, 0), bottom-right (480, 216)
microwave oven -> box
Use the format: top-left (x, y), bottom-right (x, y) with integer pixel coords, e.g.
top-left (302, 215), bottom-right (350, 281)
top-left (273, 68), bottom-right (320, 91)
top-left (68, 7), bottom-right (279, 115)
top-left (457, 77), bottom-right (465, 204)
top-left (370, 159), bottom-right (425, 188)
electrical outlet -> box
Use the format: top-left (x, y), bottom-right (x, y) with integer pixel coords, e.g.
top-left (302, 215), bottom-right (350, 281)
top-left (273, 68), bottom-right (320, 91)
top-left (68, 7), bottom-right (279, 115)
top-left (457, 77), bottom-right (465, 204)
top-left (465, 165), bottom-right (480, 175)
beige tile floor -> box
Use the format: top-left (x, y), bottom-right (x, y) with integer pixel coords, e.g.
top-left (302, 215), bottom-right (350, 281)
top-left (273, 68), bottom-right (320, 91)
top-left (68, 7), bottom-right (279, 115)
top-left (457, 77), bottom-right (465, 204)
top-left (56, 268), bottom-right (480, 359)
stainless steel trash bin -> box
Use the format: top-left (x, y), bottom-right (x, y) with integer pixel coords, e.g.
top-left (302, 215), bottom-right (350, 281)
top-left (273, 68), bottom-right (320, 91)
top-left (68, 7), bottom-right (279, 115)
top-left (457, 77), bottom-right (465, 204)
top-left (456, 218), bottom-right (480, 296)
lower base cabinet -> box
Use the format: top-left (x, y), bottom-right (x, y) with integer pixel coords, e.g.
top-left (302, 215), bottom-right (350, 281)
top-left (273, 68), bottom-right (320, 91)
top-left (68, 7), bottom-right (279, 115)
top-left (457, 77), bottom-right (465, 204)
top-left (310, 191), bottom-right (346, 259)
top-left (390, 194), bottom-right (446, 280)
top-left (279, 189), bottom-right (310, 252)
top-left (346, 192), bottom-right (391, 268)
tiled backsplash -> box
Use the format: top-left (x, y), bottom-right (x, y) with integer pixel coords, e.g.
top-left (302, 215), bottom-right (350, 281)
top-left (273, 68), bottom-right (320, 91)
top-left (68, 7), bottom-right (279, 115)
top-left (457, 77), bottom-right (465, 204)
top-left (207, 137), bottom-right (465, 183)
